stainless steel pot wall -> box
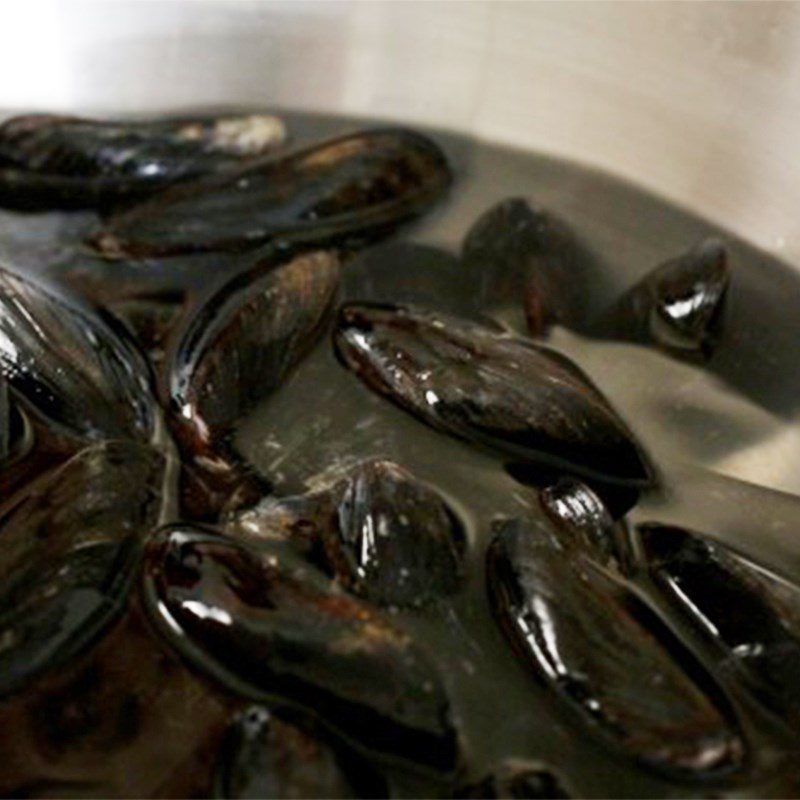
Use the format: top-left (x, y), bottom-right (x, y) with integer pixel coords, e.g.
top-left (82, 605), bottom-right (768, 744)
top-left (1, 1), bottom-right (798, 261)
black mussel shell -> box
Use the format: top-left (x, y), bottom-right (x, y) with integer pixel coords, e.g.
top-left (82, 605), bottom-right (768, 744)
top-left (592, 239), bottom-right (730, 359)
top-left (228, 457), bottom-right (465, 608)
top-left (167, 247), bottom-right (340, 520)
top-left (462, 198), bottom-right (597, 336)
top-left (486, 517), bottom-right (744, 777)
top-left (0, 112), bottom-right (286, 210)
top-left (538, 477), bottom-right (632, 572)
top-left (637, 524), bottom-right (800, 730)
top-left (504, 461), bottom-right (641, 520)
top-left (90, 128), bottom-right (451, 258)
top-left (0, 265), bottom-right (156, 444)
top-left (457, 760), bottom-right (571, 799)
top-left (141, 525), bottom-right (459, 774)
top-left (0, 598), bottom-right (239, 798)
top-left (334, 302), bottom-right (651, 488)
top-left (213, 704), bottom-right (387, 799)
top-left (0, 440), bottom-right (164, 697)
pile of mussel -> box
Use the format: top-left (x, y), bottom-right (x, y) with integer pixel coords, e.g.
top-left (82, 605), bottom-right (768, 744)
top-left (0, 110), bottom-right (797, 800)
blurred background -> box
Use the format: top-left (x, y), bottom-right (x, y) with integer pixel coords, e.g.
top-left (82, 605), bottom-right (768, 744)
top-left (1, 0), bottom-right (799, 260)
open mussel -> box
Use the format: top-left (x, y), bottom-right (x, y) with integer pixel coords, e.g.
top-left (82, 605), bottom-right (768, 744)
top-left (0, 112), bottom-right (286, 210)
top-left (228, 457), bottom-right (465, 608)
top-left (0, 264), bottom-right (156, 446)
top-left (592, 239), bottom-right (730, 360)
top-left (462, 198), bottom-right (596, 336)
top-left (213, 704), bottom-right (387, 799)
top-left (486, 517), bottom-right (744, 777)
top-left (0, 440), bottom-right (164, 698)
top-left (637, 524), bottom-right (800, 732)
top-left (167, 247), bottom-right (340, 519)
top-left (334, 303), bottom-right (651, 488)
top-left (141, 525), bottom-right (459, 774)
top-left (90, 128), bottom-right (451, 259)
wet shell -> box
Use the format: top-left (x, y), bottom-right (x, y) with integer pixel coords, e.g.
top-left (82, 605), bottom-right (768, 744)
top-left (592, 239), bottom-right (730, 359)
top-left (486, 517), bottom-right (743, 777)
top-left (334, 303), bottom-right (651, 487)
top-left (0, 440), bottom-right (164, 697)
top-left (167, 247), bottom-right (340, 519)
top-left (0, 264), bottom-right (156, 444)
top-left (228, 457), bottom-right (465, 608)
top-left (539, 477), bottom-right (632, 572)
top-left (0, 598), bottom-right (238, 798)
top-left (90, 128), bottom-right (451, 258)
top-left (462, 198), bottom-right (597, 336)
top-left (213, 705), bottom-right (386, 799)
top-left (141, 525), bottom-right (459, 774)
top-left (0, 112), bottom-right (286, 210)
top-left (638, 524), bottom-right (800, 730)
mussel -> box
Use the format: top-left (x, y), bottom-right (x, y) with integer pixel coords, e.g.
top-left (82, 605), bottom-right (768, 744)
top-left (592, 239), bottom-right (730, 359)
top-left (228, 457), bottom-right (465, 608)
top-left (0, 264), bottom-right (156, 445)
top-left (538, 477), bottom-right (631, 572)
top-left (457, 760), bottom-right (571, 799)
top-left (0, 112), bottom-right (286, 210)
top-left (213, 705), bottom-right (386, 799)
top-left (637, 524), bottom-right (800, 731)
top-left (486, 517), bottom-right (743, 777)
top-left (334, 303), bottom-right (651, 488)
top-left (141, 525), bottom-right (459, 774)
top-left (343, 242), bottom-right (474, 317)
top-left (0, 597), bottom-right (238, 798)
top-left (0, 440), bottom-right (164, 697)
top-left (167, 246), bottom-right (340, 519)
top-left (461, 198), bottom-right (595, 336)
top-left (90, 128), bottom-right (451, 258)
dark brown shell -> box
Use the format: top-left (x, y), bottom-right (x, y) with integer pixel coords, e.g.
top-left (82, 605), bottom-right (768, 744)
top-left (486, 517), bottom-right (744, 777)
top-left (166, 247), bottom-right (340, 520)
top-left (0, 598), bottom-right (239, 798)
top-left (461, 198), bottom-right (598, 336)
top-left (141, 525), bottom-right (459, 774)
top-left (90, 128), bottom-right (451, 258)
top-left (538, 477), bottom-right (633, 572)
top-left (592, 239), bottom-right (730, 360)
top-left (0, 112), bottom-right (286, 210)
top-left (228, 457), bottom-right (465, 608)
top-left (638, 524), bottom-right (800, 730)
top-left (0, 440), bottom-right (164, 697)
top-left (0, 264), bottom-right (156, 445)
top-left (334, 303), bottom-right (651, 488)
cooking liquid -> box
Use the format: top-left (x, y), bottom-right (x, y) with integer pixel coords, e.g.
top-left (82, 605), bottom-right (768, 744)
top-left (2, 111), bottom-right (800, 797)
